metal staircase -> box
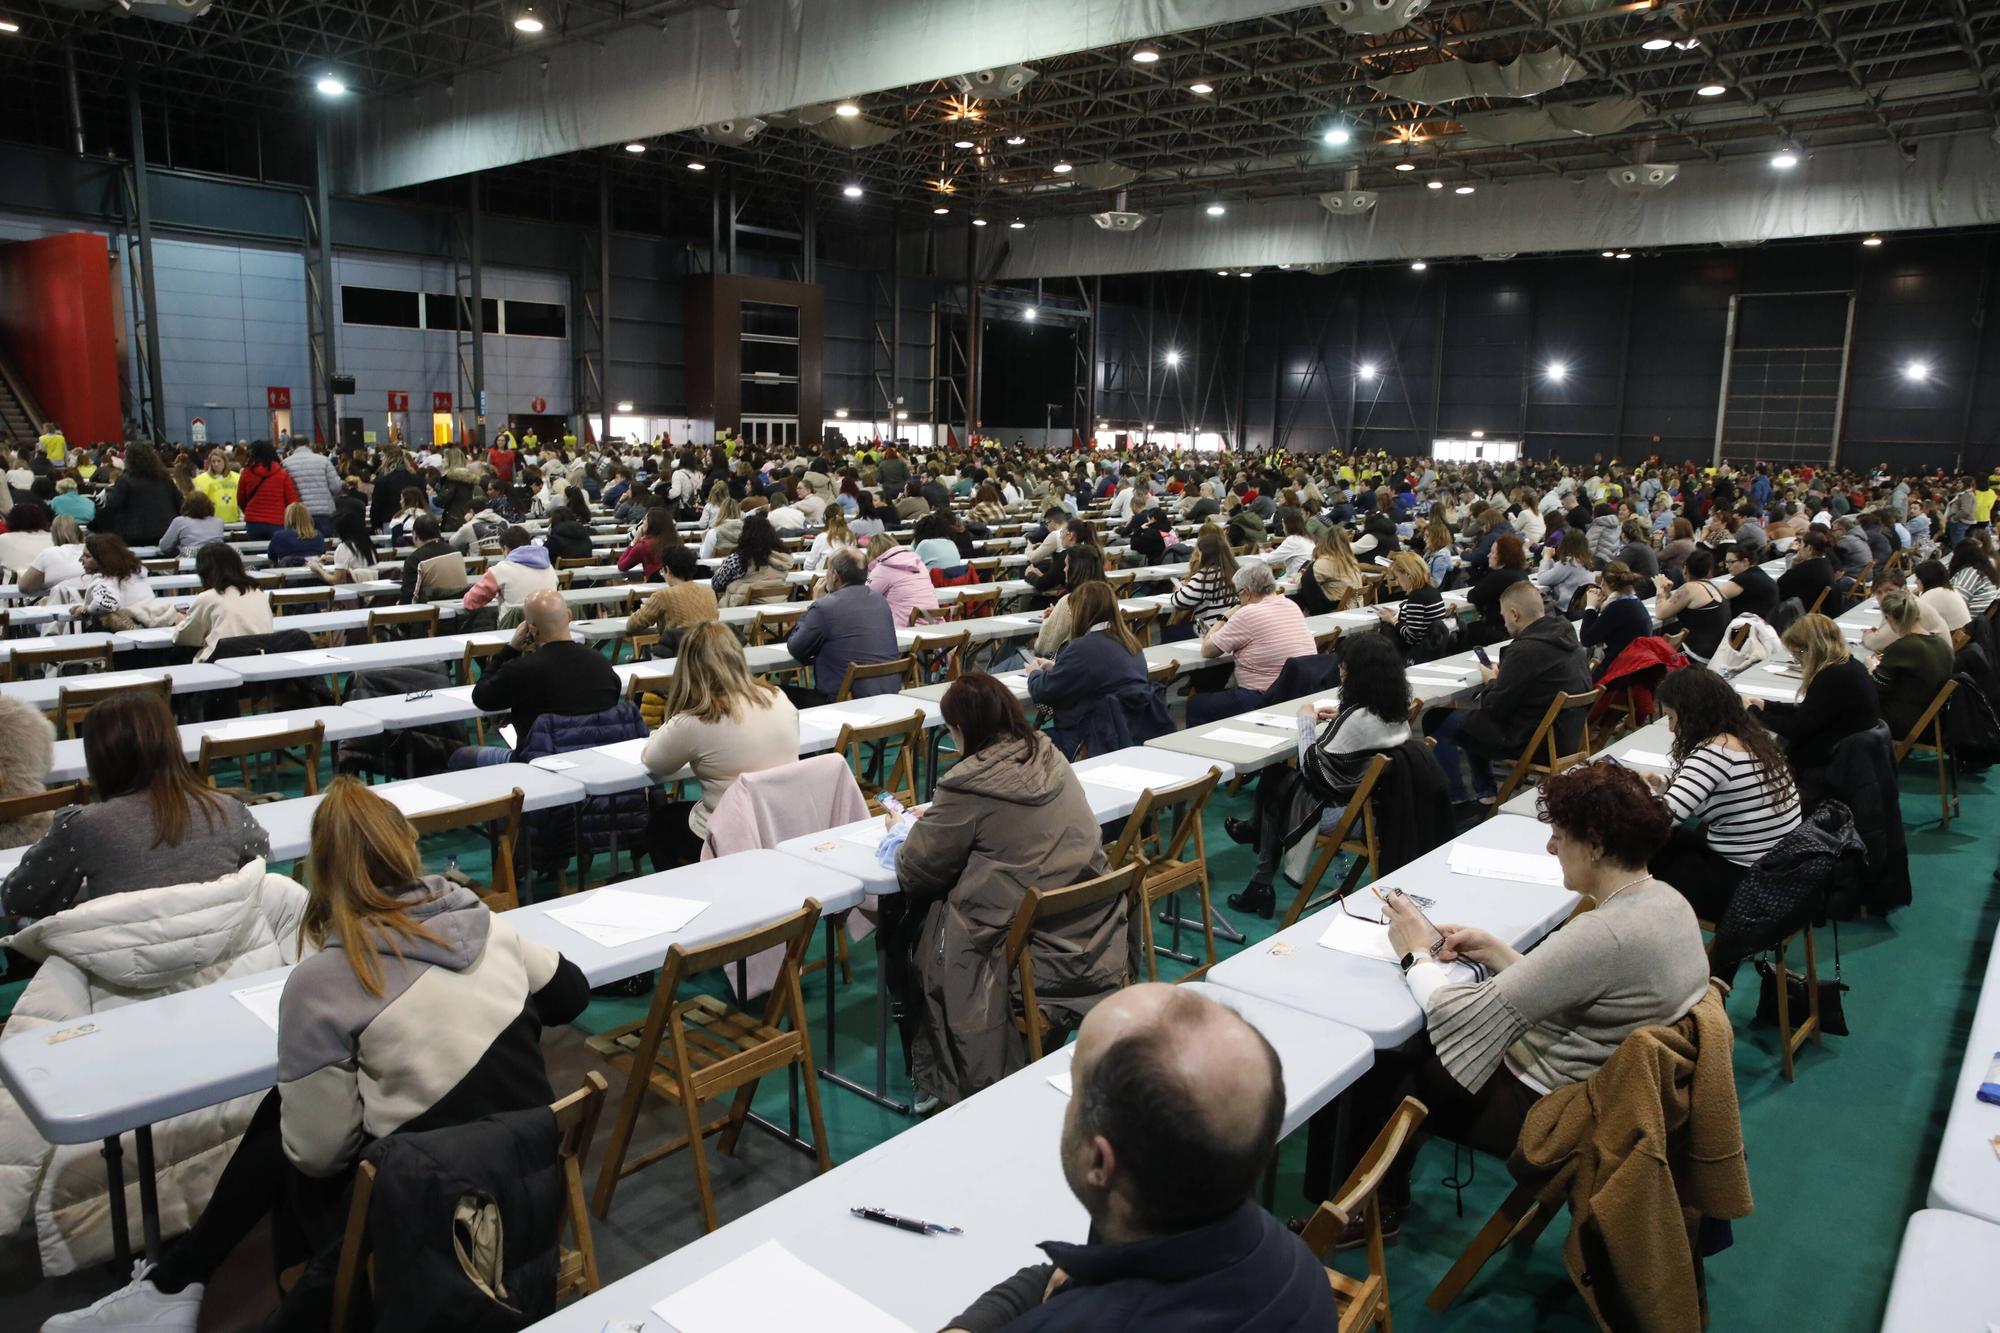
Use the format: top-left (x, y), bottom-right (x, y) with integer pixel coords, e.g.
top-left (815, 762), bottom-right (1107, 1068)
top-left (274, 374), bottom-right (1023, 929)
top-left (0, 348), bottom-right (46, 445)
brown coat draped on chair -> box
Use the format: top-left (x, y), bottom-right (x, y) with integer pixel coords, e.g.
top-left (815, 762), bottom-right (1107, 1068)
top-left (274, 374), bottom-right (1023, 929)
top-left (1508, 983), bottom-right (1753, 1333)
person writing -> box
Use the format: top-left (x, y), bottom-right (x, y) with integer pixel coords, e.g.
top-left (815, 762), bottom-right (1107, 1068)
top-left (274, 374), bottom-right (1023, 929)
top-left (1190, 561), bottom-right (1316, 725)
top-left (1025, 582), bottom-right (1154, 758)
top-left (1868, 586), bottom-right (1954, 739)
top-left (1165, 528), bottom-right (1239, 637)
top-left (1754, 612), bottom-right (1881, 768)
top-left (40, 778), bottom-right (590, 1331)
top-left (640, 623), bottom-right (800, 867)
top-left (626, 544), bottom-right (719, 652)
top-left (174, 543), bottom-right (274, 661)
top-left (787, 549), bottom-right (903, 705)
top-left (1, 693), bottom-right (270, 918)
top-left (1577, 563), bottom-right (1651, 678)
top-left (1374, 550), bottom-right (1452, 659)
top-left (943, 985), bottom-right (1333, 1332)
top-left (452, 589), bottom-right (620, 766)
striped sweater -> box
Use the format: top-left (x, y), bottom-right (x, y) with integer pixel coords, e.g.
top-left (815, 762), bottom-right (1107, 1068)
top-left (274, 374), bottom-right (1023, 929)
top-left (1660, 741), bottom-right (1801, 867)
top-left (276, 877), bottom-right (587, 1177)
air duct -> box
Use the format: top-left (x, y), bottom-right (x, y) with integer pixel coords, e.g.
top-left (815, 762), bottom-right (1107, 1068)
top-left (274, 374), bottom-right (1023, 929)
top-left (697, 118), bottom-right (766, 147)
top-left (1091, 190), bottom-right (1148, 232)
top-left (1319, 191), bottom-right (1378, 216)
top-left (1608, 162), bottom-right (1680, 192)
top-left (951, 65), bottom-right (1038, 99)
top-left (1320, 0), bottom-right (1429, 35)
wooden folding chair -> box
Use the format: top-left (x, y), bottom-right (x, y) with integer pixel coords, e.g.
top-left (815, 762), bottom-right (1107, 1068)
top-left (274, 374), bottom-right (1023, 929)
top-left (55, 676), bottom-right (171, 739)
top-left (367, 605), bottom-right (440, 642)
top-left (5, 639), bottom-right (113, 683)
top-left (1313, 625), bottom-right (1344, 655)
top-left (1427, 1181), bottom-right (1560, 1313)
top-left (251, 569), bottom-right (287, 590)
top-left (1005, 864), bottom-right (1144, 1060)
top-left (911, 603), bottom-right (964, 625)
top-left (910, 628), bottom-right (971, 685)
top-left (834, 655), bottom-right (918, 701)
top-left (1146, 657), bottom-right (1180, 688)
top-left (0, 782), bottom-right (88, 829)
top-left (1104, 768), bottom-right (1224, 980)
top-left (198, 719), bottom-right (327, 798)
top-left (1490, 687), bottom-right (1603, 807)
top-left (325, 1072), bottom-right (610, 1329)
top-left (587, 901), bottom-right (831, 1232)
top-left (142, 557), bottom-right (179, 574)
top-left (272, 587), bottom-right (334, 615)
top-left (1765, 926), bottom-right (1823, 1083)
top-left (1105, 570), bottom-right (1137, 594)
top-left (1277, 752), bottom-right (1393, 929)
top-left (556, 555), bottom-right (597, 571)
top-left (955, 589), bottom-right (1000, 620)
top-left (1299, 1096), bottom-right (1430, 1332)
top-left (1123, 604), bottom-right (1161, 644)
top-left (746, 605), bottom-right (809, 645)
top-left (968, 557), bottom-right (1003, 580)
top-left (1805, 585), bottom-right (1830, 616)
top-left (1892, 678), bottom-right (1959, 826)
top-left (613, 631), bottom-right (660, 665)
top-left (832, 711), bottom-right (925, 814)
top-left (405, 788), bottom-right (523, 911)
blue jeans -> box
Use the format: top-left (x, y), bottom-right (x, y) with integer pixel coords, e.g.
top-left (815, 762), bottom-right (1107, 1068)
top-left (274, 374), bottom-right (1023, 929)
top-left (448, 744), bottom-right (513, 770)
top-left (1428, 709), bottom-right (1496, 804)
top-left (1948, 522), bottom-right (1970, 549)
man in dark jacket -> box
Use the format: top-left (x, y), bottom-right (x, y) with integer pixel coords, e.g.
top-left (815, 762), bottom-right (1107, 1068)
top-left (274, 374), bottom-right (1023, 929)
top-left (398, 515), bottom-right (456, 602)
top-left (369, 450), bottom-right (425, 533)
top-left (453, 589), bottom-right (620, 764)
top-left (943, 985), bottom-right (1336, 1333)
top-left (785, 549), bottom-right (901, 704)
top-left (1428, 580), bottom-right (1592, 803)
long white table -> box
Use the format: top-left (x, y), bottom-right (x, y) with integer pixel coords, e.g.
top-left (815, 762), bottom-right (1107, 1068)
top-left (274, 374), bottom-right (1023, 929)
top-left (1881, 1209), bottom-right (2000, 1331)
top-left (1206, 812), bottom-right (1579, 1047)
top-left (251, 762), bottom-right (586, 862)
top-left (1928, 921), bottom-right (2000, 1225)
top-left (525, 983), bottom-right (1372, 1333)
top-left (0, 661), bottom-right (244, 708)
top-left (39, 705), bottom-right (382, 785)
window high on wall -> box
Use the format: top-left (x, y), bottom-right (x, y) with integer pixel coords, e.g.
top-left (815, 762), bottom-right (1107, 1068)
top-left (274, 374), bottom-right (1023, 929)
top-left (1431, 436), bottom-right (1520, 463)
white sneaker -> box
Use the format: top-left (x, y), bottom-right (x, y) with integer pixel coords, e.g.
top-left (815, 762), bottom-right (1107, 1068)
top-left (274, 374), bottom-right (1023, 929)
top-left (42, 1262), bottom-right (202, 1332)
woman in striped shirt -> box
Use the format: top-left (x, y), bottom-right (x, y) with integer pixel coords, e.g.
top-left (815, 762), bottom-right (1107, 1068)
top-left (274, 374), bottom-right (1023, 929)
top-left (1166, 527), bottom-right (1239, 635)
top-left (1949, 539), bottom-right (1999, 617)
top-left (1644, 665), bottom-right (1802, 921)
top-left (1374, 550), bottom-right (1453, 661)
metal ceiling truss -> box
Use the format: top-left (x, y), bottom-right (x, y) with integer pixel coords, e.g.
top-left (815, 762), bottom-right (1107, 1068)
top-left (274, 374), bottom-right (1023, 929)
top-left (1, 0), bottom-right (1996, 238)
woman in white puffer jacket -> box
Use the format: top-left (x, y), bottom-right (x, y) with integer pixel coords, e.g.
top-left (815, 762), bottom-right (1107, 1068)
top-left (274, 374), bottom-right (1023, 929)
top-left (0, 858), bottom-right (308, 1275)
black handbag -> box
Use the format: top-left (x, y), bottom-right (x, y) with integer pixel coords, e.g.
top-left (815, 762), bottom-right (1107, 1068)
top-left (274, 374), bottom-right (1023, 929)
top-left (1753, 923), bottom-right (1849, 1037)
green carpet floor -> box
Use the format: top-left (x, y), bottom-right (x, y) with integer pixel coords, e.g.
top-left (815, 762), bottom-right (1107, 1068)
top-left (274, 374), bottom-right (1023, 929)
top-left (557, 757), bottom-right (1997, 1331)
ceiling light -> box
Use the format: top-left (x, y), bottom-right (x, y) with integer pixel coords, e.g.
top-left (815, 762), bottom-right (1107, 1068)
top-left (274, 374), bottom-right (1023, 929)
top-left (1189, 81), bottom-right (1214, 95)
top-left (1642, 36), bottom-right (1673, 50)
top-left (0, 19), bottom-right (23, 32)
top-left (1205, 202), bottom-right (1226, 217)
top-left (1616, 251), bottom-right (1633, 259)
top-left (1006, 133), bottom-right (1027, 146)
top-left (616, 400), bottom-right (635, 413)
top-left (1322, 128), bottom-right (1351, 146)
top-left (623, 142), bottom-right (646, 153)
top-left (933, 206), bottom-right (950, 215)
top-left (1410, 260), bottom-right (1428, 271)
top-left (1163, 349), bottom-right (1182, 366)
top-left (1771, 150), bottom-right (1799, 169)
top-left (1546, 361), bottom-right (1569, 381)
top-left (834, 409), bottom-right (849, 419)
top-left (1455, 184), bottom-right (1475, 195)
top-left (1862, 235), bottom-right (1884, 247)
top-left (1357, 362), bottom-right (1379, 379)
top-left (1238, 270), bottom-right (1253, 278)
top-left (1471, 429), bottom-right (1485, 438)
top-left (1427, 180), bottom-right (1444, 190)
top-left (835, 102), bottom-right (861, 117)
top-left (1394, 161), bottom-right (1416, 172)
top-left (1052, 161), bottom-right (1073, 174)
top-left (1602, 250), bottom-right (1616, 258)
top-left (954, 139), bottom-right (976, 150)
top-left (1023, 307), bottom-right (1038, 321)
top-left (1131, 45), bottom-right (1161, 64)
top-left (314, 75), bottom-right (346, 97)
top-left (1217, 269), bottom-right (1231, 276)
top-left (686, 160), bottom-right (707, 171)
top-left (513, 8), bottom-right (543, 32)
top-left (896, 410), bottom-right (909, 420)
top-left (1008, 220), bottom-right (1027, 231)
top-left (843, 183), bottom-right (863, 198)
top-left (1696, 83), bottom-right (1726, 97)
top-left (1097, 421), bottom-right (1110, 430)
top-left (1904, 360), bottom-right (1931, 382)
top-left (972, 217), bottom-right (988, 226)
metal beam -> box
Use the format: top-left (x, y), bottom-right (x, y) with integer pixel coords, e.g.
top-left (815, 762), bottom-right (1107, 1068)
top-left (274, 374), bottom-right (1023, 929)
top-left (123, 74), bottom-right (165, 444)
top-left (598, 156), bottom-right (612, 447)
top-left (313, 113), bottom-right (335, 447)
top-left (468, 176), bottom-right (486, 446)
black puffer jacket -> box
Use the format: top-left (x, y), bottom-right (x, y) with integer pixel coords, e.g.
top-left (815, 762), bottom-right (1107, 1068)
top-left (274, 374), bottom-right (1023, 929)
top-left (1453, 612), bottom-right (1593, 759)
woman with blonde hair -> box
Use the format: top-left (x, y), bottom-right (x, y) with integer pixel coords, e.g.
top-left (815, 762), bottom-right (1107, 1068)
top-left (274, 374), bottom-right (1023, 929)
top-left (1753, 612), bottom-right (1880, 767)
top-left (1420, 512), bottom-right (1457, 587)
top-left (1166, 526), bottom-right (1239, 637)
top-left (1375, 549), bottom-right (1451, 658)
top-left (641, 621), bottom-right (800, 866)
top-left (803, 505), bottom-right (856, 572)
top-left (1870, 586), bottom-right (1954, 739)
top-left (1309, 525), bottom-right (1365, 609)
top-left (39, 776), bottom-right (588, 1329)
top-left (266, 500), bottom-right (326, 566)
top-left (698, 492), bottom-right (743, 559)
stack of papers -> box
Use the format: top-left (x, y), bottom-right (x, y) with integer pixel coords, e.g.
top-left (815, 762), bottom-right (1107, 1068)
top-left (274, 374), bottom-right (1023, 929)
top-left (1618, 749), bottom-right (1674, 770)
top-left (529, 756), bottom-right (578, 771)
top-left (1316, 912), bottom-right (1401, 964)
top-left (1448, 844), bottom-right (1566, 888)
top-left (380, 782), bottom-right (463, 817)
top-left (1200, 726), bottom-right (1288, 749)
top-left (545, 890), bottom-right (709, 948)
top-left (1734, 680), bottom-right (1799, 702)
top-left (231, 979), bottom-right (288, 1031)
top-left (652, 1240), bottom-right (918, 1333)
top-left (1078, 764), bottom-right (1165, 795)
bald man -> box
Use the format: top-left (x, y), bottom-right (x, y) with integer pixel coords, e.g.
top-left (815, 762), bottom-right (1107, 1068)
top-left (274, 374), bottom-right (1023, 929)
top-left (944, 985), bottom-right (1336, 1333)
top-left (450, 587), bottom-right (620, 767)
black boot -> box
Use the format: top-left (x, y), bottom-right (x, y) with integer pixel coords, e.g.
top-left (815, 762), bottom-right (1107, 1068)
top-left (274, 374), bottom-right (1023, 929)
top-left (1223, 816), bottom-right (1257, 846)
top-left (1227, 883), bottom-right (1276, 918)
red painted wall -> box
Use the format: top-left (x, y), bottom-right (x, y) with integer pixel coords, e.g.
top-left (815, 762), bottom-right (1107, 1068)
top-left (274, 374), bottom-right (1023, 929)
top-left (0, 233), bottom-right (123, 445)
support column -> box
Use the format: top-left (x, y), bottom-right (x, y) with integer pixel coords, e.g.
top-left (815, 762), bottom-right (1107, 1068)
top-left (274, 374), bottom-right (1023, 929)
top-left (63, 42), bottom-right (85, 156)
top-left (313, 114), bottom-right (335, 447)
top-left (963, 214), bottom-right (980, 442)
top-left (126, 78), bottom-right (166, 444)
top-left (467, 177), bottom-right (486, 449)
top-left (889, 218), bottom-right (903, 425)
top-left (598, 157), bottom-right (613, 447)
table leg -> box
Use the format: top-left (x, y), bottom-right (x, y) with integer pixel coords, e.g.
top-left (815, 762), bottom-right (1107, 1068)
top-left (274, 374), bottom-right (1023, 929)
top-left (102, 1136), bottom-right (131, 1270)
top-left (134, 1125), bottom-right (163, 1264)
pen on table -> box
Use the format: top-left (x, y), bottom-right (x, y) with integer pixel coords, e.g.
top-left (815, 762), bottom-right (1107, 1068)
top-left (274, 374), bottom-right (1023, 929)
top-left (851, 1205), bottom-right (962, 1235)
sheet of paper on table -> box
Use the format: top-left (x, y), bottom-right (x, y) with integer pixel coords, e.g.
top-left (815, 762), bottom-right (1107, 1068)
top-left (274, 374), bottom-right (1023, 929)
top-left (379, 782), bottom-right (463, 817)
top-left (1240, 710), bottom-right (1307, 729)
top-left (592, 737), bottom-right (648, 765)
top-left (499, 724), bottom-right (518, 749)
top-left (232, 979), bottom-right (288, 1031)
top-left (652, 1239), bottom-right (918, 1333)
top-left (843, 821), bottom-right (892, 849)
top-left (76, 673), bottom-right (155, 690)
top-left (1078, 764), bottom-right (1167, 795)
top-left (1049, 1070), bottom-right (1073, 1097)
top-left (546, 891), bottom-right (708, 947)
top-left (808, 707), bottom-right (882, 728)
top-left (1316, 911), bottom-right (1401, 964)
top-left (1201, 726), bottom-right (1287, 749)
top-left (209, 719), bottom-right (294, 742)
top-left (1618, 750), bottom-right (1674, 769)
top-left (530, 756), bottom-right (578, 771)
top-left (1448, 844), bottom-right (1565, 888)
top-left (286, 651), bottom-right (348, 666)
top-left (1733, 681), bottom-right (1799, 702)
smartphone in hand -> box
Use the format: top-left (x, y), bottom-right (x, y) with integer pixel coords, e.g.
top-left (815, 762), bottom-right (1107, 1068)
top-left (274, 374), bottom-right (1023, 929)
top-left (1474, 645), bottom-right (1493, 668)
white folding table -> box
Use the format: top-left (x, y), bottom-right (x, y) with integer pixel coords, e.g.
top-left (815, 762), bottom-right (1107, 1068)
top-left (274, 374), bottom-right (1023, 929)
top-left (1880, 1210), bottom-right (2000, 1332)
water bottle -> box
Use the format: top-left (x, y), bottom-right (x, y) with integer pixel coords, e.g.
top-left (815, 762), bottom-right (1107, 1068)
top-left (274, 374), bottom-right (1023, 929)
top-left (446, 854), bottom-right (459, 880)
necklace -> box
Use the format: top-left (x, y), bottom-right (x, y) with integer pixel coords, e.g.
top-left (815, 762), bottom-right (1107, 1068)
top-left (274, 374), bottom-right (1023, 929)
top-left (1593, 873), bottom-right (1650, 907)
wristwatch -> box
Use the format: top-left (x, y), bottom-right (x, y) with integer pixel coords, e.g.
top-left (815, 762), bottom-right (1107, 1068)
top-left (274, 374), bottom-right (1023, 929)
top-left (1399, 950), bottom-right (1423, 973)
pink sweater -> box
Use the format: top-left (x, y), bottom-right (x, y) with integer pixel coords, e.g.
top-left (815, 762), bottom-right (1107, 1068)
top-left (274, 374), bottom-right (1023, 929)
top-left (866, 545), bottom-right (940, 628)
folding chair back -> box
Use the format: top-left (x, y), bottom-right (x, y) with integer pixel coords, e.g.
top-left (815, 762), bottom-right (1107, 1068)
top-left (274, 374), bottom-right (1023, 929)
top-left (587, 901), bottom-right (831, 1231)
top-left (1123, 603), bottom-right (1161, 644)
top-left (1279, 751), bottom-right (1393, 929)
top-left (910, 603), bottom-right (963, 625)
top-left (910, 629), bottom-right (971, 685)
top-left (1104, 767), bottom-right (1224, 980)
top-left (556, 555), bottom-right (597, 571)
top-left (57, 676), bottom-right (171, 739)
top-left (1892, 677), bottom-right (1959, 825)
top-left (1299, 1096), bottom-right (1430, 1333)
top-left (1003, 863), bottom-right (1143, 1060)
top-left (404, 787), bottom-right (524, 911)
top-left (1491, 687), bottom-right (1602, 807)
top-left (1313, 625), bottom-right (1344, 655)
top-left (747, 605), bottom-right (809, 645)
top-left (832, 711), bottom-right (926, 813)
top-left (5, 639), bottom-right (112, 682)
top-left (955, 589), bottom-right (1000, 620)
top-left (834, 655), bottom-right (918, 701)
top-left (1146, 657), bottom-right (1180, 687)
top-left (198, 720), bottom-right (327, 797)
top-left (367, 605), bottom-right (440, 642)
top-left (272, 588), bottom-right (334, 616)
top-left (0, 781), bottom-right (88, 828)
